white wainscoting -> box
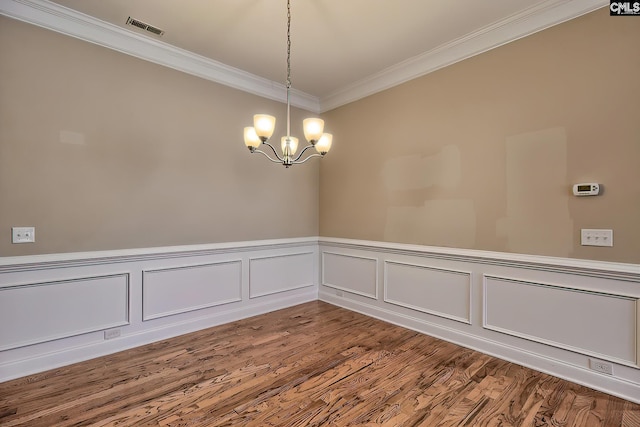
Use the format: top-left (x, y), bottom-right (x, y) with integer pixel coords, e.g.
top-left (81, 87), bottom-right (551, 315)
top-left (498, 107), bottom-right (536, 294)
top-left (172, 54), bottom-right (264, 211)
top-left (318, 237), bottom-right (640, 403)
top-left (384, 261), bottom-right (471, 324)
top-left (0, 274), bottom-right (129, 351)
top-left (322, 252), bottom-right (378, 299)
top-left (0, 238), bottom-right (319, 382)
top-left (143, 261), bottom-right (242, 321)
top-left (249, 252), bottom-right (314, 298)
top-left (484, 275), bottom-right (637, 367)
top-left (2, 236), bottom-right (640, 403)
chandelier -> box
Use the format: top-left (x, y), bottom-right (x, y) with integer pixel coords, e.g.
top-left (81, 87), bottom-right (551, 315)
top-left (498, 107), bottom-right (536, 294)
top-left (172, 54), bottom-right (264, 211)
top-left (243, 0), bottom-right (333, 168)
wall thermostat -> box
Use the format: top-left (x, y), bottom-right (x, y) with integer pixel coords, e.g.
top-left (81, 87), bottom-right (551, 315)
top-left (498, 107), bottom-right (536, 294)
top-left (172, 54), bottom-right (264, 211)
top-left (573, 183), bottom-right (600, 196)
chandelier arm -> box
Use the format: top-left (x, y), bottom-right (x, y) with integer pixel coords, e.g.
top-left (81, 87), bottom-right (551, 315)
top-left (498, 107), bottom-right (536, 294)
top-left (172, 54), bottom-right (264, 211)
top-left (292, 153), bottom-right (323, 164)
top-left (261, 141), bottom-right (285, 162)
top-left (253, 148), bottom-right (285, 164)
top-left (292, 144), bottom-right (316, 162)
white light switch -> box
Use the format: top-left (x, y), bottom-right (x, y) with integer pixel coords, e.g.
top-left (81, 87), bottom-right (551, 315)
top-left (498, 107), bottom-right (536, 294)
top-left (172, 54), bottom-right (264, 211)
top-left (581, 229), bottom-right (613, 247)
top-left (12, 227), bottom-right (35, 243)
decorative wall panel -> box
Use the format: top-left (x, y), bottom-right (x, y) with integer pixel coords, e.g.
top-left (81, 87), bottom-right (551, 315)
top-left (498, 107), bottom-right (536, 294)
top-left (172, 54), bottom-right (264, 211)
top-left (384, 261), bottom-right (471, 323)
top-left (249, 252), bottom-right (314, 298)
top-left (322, 252), bottom-right (378, 299)
top-left (484, 275), bottom-right (637, 365)
top-left (0, 274), bottom-right (129, 350)
top-left (143, 261), bottom-right (241, 320)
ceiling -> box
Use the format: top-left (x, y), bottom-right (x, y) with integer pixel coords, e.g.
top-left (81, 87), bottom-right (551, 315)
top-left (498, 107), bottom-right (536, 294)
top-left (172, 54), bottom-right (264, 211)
top-left (3, 0), bottom-right (605, 111)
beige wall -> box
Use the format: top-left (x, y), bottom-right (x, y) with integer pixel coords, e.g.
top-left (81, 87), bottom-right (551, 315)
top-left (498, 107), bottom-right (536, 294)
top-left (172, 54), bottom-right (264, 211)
top-left (0, 17), bottom-right (319, 256)
top-left (2, 10), bottom-right (638, 263)
top-left (320, 9), bottom-right (640, 264)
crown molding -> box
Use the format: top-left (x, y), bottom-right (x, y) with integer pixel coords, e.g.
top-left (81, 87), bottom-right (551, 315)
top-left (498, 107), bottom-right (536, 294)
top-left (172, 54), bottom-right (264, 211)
top-left (0, 0), bottom-right (607, 114)
top-left (319, 0), bottom-right (608, 112)
top-left (0, 0), bottom-right (321, 113)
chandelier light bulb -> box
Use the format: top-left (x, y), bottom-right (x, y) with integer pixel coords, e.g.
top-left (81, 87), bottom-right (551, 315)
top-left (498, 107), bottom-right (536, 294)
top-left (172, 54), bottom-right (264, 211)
top-left (315, 133), bottom-right (333, 154)
top-left (244, 127), bottom-right (261, 150)
top-left (253, 114), bottom-right (276, 141)
top-left (281, 136), bottom-right (299, 156)
top-left (303, 118), bottom-right (325, 143)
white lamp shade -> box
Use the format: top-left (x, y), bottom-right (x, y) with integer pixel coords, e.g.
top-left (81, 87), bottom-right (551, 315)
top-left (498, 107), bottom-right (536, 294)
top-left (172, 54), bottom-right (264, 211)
top-left (281, 136), bottom-right (299, 156)
top-left (253, 114), bottom-right (276, 140)
top-left (244, 127), bottom-right (261, 149)
top-left (315, 133), bottom-right (333, 154)
top-left (303, 118), bottom-right (324, 143)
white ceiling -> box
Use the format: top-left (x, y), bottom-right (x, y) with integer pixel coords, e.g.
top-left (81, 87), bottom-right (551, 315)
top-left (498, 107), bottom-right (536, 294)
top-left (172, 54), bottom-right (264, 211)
top-left (2, 0), bottom-right (606, 112)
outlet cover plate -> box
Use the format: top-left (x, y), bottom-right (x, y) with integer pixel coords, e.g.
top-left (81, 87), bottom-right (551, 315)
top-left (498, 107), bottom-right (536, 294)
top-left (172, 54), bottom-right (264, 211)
top-left (12, 227), bottom-right (35, 243)
top-left (589, 358), bottom-right (613, 375)
top-left (104, 328), bottom-right (121, 340)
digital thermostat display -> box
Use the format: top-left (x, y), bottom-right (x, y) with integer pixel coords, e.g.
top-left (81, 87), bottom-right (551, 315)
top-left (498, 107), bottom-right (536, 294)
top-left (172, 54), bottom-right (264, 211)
top-left (573, 183), bottom-right (600, 196)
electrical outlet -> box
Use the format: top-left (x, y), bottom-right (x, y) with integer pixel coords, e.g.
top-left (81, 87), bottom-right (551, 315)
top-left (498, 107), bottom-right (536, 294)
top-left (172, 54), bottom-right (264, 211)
top-left (589, 359), bottom-right (613, 375)
top-left (12, 227), bottom-right (35, 243)
top-left (104, 328), bottom-right (121, 340)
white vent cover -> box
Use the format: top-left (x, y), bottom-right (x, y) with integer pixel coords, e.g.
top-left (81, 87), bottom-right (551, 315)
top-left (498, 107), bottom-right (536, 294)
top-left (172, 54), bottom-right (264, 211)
top-left (125, 17), bottom-right (164, 36)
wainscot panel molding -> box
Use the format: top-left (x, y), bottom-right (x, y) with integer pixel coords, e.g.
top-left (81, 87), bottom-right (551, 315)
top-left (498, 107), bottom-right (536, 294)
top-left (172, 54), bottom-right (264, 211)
top-left (318, 237), bottom-right (640, 404)
top-left (142, 261), bottom-right (243, 321)
top-left (249, 252), bottom-right (315, 299)
top-left (0, 274), bottom-right (129, 351)
top-left (0, 238), bottom-right (319, 382)
top-left (322, 252), bottom-right (378, 299)
top-left (2, 236), bottom-right (639, 403)
top-left (384, 261), bottom-right (472, 324)
top-left (483, 275), bottom-right (637, 367)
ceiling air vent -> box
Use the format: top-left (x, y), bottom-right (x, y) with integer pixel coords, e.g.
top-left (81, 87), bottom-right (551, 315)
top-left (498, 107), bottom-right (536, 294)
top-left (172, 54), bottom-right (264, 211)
top-left (125, 17), bottom-right (165, 36)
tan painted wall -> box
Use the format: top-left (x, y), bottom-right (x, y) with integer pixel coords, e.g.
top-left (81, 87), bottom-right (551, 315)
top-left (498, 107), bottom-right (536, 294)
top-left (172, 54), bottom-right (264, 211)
top-left (319, 10), bottom-right (640, 263)
top-left (0, 17), bottom-right (319, 256)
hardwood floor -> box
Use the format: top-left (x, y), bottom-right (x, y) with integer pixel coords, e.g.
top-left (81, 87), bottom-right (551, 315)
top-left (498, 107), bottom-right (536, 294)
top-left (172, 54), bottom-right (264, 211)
top-left (1, 301), bottom-right (638, 426)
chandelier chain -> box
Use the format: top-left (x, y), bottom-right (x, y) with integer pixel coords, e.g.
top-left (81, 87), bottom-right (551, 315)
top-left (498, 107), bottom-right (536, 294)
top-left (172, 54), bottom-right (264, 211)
top-left (286, 0), bottom-right (291, 90)
top-left (285, 0), bottom-right (292, 136)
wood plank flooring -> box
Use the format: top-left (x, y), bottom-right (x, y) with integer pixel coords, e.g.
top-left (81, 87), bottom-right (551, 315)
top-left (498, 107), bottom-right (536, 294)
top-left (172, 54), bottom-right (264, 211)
top-left (1, 301), bottom-right (638, 426)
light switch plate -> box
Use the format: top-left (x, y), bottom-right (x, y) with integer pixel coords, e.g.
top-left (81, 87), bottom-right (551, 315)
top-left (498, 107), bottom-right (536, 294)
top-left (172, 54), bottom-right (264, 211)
top-left (12, 227), bottom-right (35, 243)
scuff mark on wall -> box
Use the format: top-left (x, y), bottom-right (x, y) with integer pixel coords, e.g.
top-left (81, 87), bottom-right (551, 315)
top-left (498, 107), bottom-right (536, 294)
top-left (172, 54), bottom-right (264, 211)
top-left (385, 199), bottom-right (476, 247)
top-left (382, 145), bottom-right (475, 247)
top-left (496, 127), bottom-right (573, 256)
top-left (59, 130), bottom-right (86, 146)
top-left (381, 145), bottom-right (461, 190)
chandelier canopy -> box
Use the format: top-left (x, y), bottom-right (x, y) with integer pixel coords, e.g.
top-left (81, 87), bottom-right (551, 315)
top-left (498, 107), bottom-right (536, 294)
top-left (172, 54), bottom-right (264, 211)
top-left (243, 0), bottom-right (333, 168)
